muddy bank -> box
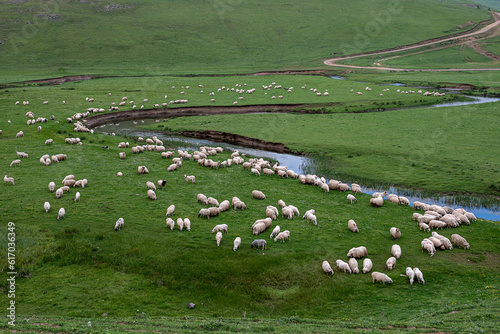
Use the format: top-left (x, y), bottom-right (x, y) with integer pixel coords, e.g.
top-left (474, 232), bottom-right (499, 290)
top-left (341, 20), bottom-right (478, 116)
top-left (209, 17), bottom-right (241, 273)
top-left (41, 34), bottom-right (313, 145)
top-left (179, 130), bottom-right (296, 154)
top-left (25, 75), bottom-right (103, 85)
top-left (84, 104), bottom-right (323, 128)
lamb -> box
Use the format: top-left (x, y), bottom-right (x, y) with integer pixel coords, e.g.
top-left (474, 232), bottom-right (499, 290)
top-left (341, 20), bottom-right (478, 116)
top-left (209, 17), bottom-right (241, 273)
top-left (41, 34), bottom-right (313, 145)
top-left (166, 218), bottom-right (175, 230)
top-left (347, 194), bottom-right (357, 204)
top-left (390, 227), bottom-right (401, 240)
top-left (197, 193), bottom-right (208, 205)
top-left (138, 166), bottom-right (149, 174)
top-left (336, 260), bottom-right (351, 274)
top-left (216, 231), bottom-right (223, 246)
top-left (250, 239), bottom-right (267, 250)
top-left (371, 272), bottom-right (393, 284)
top-left (421, 238), bottom-right (436, 256)
top-left (451, 234), bottom-right (470, 249)
top-left (166, 205), bottom-right (175, 217)
top-left (44, 201), bottom-right (51, 213)
top-left (270, 225), bottom-right (280, 239)
top-left (147, 189), bottom-right (157, 200)
top-left (305, 212), bottom-right (317, 225)
top-left (418, 222), bottom-right (430, 232)
top-left (146, 181), bottom-right (156, 191)
top-left (56, 188), bottom-right (63, 199)
top-left (302, 209), bottom-right (315, 219)
top-left (348, 258), bottom-right (359, 274)
top-left (57, 208), bottom-right (65, 220)
top-left (75, 192), bottom-right (80, 202)
top-left (405, 267), bottom-right (415, 285)
top-left (252, 190), bottom-right (266, 199)
top-left (391, 244), bottom-right (402, 259)
top-left (207, 197), bottom-right (219, 207)
top-left (3, 175), bottom-right (15, 186)
top-left (278, 199), bottom-right (286, 208)
top-left (347, 246), bottom-right (368, 258)
top-left (212, 224), bottom-right (228, 234)
top-left (413, 267), bottom-right (425, 284)
top-left (274, 230), bottom-right (290, 242)
top-left (10, 159), bottom-right (21, 167)
top-left (115, 218), bottom-right (124, 231)
top-left (184, 175), bottom-right (195, 183)
top-left (370, 197), bottom-right (383, 207)
top-left (386, 257), bottom-right (397, 270)
top-left (362, 258), bottom-right (373, 274)
top-left (48, 182), bottom-right (56, 192)
top-left (348, 219), bottom-right (359, 233)
top-left (177, 218), bottom-right (184, 231)
top-left (233, 237), bottom-right (241, 251)
top-left (322, 261), bottom-right (334, 275)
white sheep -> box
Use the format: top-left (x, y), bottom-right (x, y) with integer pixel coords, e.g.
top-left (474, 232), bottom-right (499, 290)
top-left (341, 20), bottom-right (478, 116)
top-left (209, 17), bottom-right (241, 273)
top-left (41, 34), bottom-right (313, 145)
top-left (138, 166), bottom-right (149, 174)
top-left (212, 224), bottom-right (228, 234)
top-left (252, 190), bottom-right (266, 199)
top-left (219, 200), bottom-right (230, 212)
top-left (57, 208), bottom-right (65, 220)
top-left (391, 244), bottom-right (402, 259)
top-left (413, 267), bottom-right (425, 284)
top-left (115, 217), bottom-right (124, 231)
top-left (370, 197), bottom-right (383, 207)
top-left (347, 246), bottom-right (368, 258)
top-left (197, 193), bottom-right (208, 204)
top-left (270, 225), bottom-right (280, 239)
top-left (119, 152), bottom-right (126, 159)
top-left (405, 267), bottom-right (415, 285)
top-left (75, 192), bottom-right (80, 202)
top-left (371, 272), bottom-right (392, 284)
top-left (253, 222), bottom-right (267, 235)
top-left (166, 205), bottom-right (175, 217)
top-left (432, 232), bottom-right (453, 250)
top-left (207, 197), bottom-right (219, 207)
top-left (147, 189), bottom-right (157, 200)
top-left (390, 227), bottom-right (401, 240)
top-left (386, 257), bottom-right (397, 270)
top-left (184, 175), bottom-right (195, 183)
top-left (10, 159), bottom-right (21, 167)
top-left (216, 231), bottom-right (223, 246)
top-left (336, 260), bottom-right (352, 274)
top-left (274, 230), bottom-right (290, 242)
top-left (305, 212), bottom-right (317, 225)
top-left (372, 191), bottom-right (387, 198)
top-left (451, 234), bottom-right (470, 249)
top-left (278, 199), bottom-right (286, 208)
top-left (233, 237), bottom-right (241, 251)
top-left (166, 218), bottom-right (175, 230)
top-left (250, 168), bottom-right (260, 176)
top-left (348, 219), bottom-right (359, 233)
top-left (146, 181), bottom-right (156, 191)
top-left (419, 222), bottom-right (430, 232)
top-left (362, 258), bottom-right (373, 274)
top-left (348, 258), bottom-right (359, 274)
top-left (347, 194), bottom-right (357, 204)
top-left (322, 261), bottom-right (334, 275)
top-left (56, 188), bottom-right (63, 199)
top-left (48, 181), bottom-right (56, 192)
top-left (177, 218), bottom-right (184, 231)
top-left (421, 238), bottom-right (436, 256)
top-left (44, 201), bottom-right (50, 213)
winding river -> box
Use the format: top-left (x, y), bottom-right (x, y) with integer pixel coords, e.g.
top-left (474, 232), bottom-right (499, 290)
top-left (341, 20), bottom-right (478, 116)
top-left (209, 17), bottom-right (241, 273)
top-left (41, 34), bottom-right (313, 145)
top-left (95, 94), bottom-right (500, 222)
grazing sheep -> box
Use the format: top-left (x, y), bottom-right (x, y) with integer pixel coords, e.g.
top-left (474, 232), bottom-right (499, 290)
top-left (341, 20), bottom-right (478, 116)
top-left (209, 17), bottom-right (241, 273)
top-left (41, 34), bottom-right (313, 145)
top-left (146, 181), bottom-right (156, 191)
top-left (432, 232), bottom-right (453, 250)
top-left (117, 172), bottom-right (123, 176)
top-left (208, 207), bottom-right (220, 217)
top-left (207, 197), bottom-right (219, 207)
top-left (348, 258), bottom-right (359, 274)
top-left (451, 234), bottom-right (470, 249)
top-left (233, 237), bottom-right (241, 251)
top-left (48, 181), bottom-right (56, 192)
top-left (212, 224), bottom-right (228, 234)
top-left (197, 193), bottom-right (208, 205)
top-left (390, 227), bottom-right (401, 240)
top-left (322, 261), bottom-right (334, 275)
top-left (274, 230), bottom-right (290, 242)
top-left (166, 205), bottom-right (175, 217)
top-left (270, 225), bottom-right (280, 239)
top-left (398, 196), bottom-right (410, 205)
top-left (347, 246), bottom-right (368, 258)
top-left (115, 218), bottom-right (124, 231)
top-left (413, 267), bottom-right (425, 284)
top-left (177, 218), bottom-right (184, 231)
top-left (302, 209), bottom-right (315, 220)
top-left (75, 192), bottom-right (80, 202)
top-left (421, 238), bottom-right (436, 256)
top-left (418, 222), bottom-right (430, 232)
top-left (157, 180), bottom-right (167, 189)
top-left (464, 212), bottom-right (477, 222)
top-left (428, 236), bottom-right (445, 250)
top-left (56, 188), bottom-right (63, 199)
top-left (347, 194), bottom-right (357, 204)
top-left (218, 200), bottom-right (230, 212)
top-left (362, 258), bottom-right (373, 274)
top-left (3, 175), bottom-right (15, 185)
top-left (119, 152), bottom-right (126, 159)
top-left (348, 219), bottom-right (359, 233)
top-left (251, 239), bottom-right (267, 250)
top-left (166, 218), bottom-right (175, 230)
top-left (336, 260), bottom-right (352, 274)
top-left (250, 168), bottom-right (260, 176)
top-left (63, 179), bottom-right (76, 187)
top-left (386, 257), bottom-right (397, 270)
top-left (371, 272), bottom-right (393, 284)
top-left (216, 231), bottom-right (223, 246)
top-left (138, 166), bottom-right (149, 174)
top-left (184, 175), bottom-right (195, 183)
top-left (388, 194), bottom-right (399, 203)
top-left (253, 222), bottom-right (267, 235)
top-left (278, 199), bottom-right (286, 208)
top-left (370, 197), bottom-right (384, 207)
top-left (266, 207), bottom-right (277, 220)
top-left (44, 201), bottom-right (51, 213)
top-left (391, 244), bottom-right (402, 259)
top-left (60, 186), bottom-right (70, 193)
top-left (147, 189), bottom-right (157, 200)
top-left (233, 200), bottom-right (246, 210)
top-left (10, 159), bottom-right (21, 167)
top-left (252, 190), bottom-right (266, 199)
top-left (305, 212), bottom-right (317, 225)
top-left (405, 267), bottom-right (415, 285)
top-left (57, 208), bottom-right (65, 220)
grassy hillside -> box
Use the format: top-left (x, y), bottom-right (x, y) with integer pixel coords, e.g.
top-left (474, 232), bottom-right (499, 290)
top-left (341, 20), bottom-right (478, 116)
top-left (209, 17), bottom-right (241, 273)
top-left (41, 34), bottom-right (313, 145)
top-left (0, 0), bottom-right (491, 79)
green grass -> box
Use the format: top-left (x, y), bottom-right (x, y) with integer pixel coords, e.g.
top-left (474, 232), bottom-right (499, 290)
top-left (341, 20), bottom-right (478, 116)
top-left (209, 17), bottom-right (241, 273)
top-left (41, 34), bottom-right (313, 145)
top-left (155, 101), bottom-right (500, 196)
top-left (0, 77), bottom-right (499, 332)
top-left (0, 0), bottom-right (491, 80)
